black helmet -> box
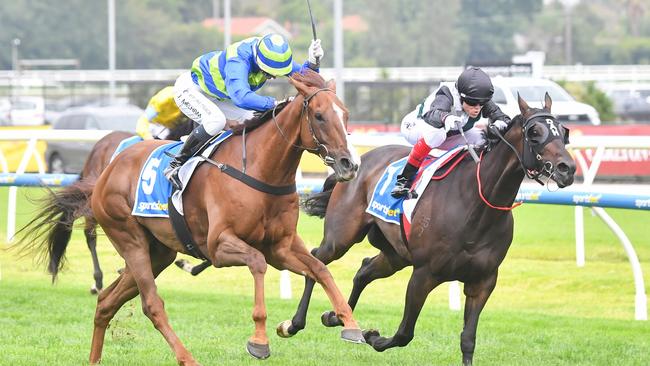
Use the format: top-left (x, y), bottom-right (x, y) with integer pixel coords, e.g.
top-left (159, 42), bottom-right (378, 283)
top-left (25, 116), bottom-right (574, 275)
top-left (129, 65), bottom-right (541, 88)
top-left (456, 67), bottom-right (494, 104)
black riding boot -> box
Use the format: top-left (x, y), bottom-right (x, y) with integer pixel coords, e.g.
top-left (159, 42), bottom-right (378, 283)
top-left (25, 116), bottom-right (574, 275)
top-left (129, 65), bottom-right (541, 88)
top-left (390, 161), bottom-right (419, 199)
top-left (164, 124), bottom-right (213, 190)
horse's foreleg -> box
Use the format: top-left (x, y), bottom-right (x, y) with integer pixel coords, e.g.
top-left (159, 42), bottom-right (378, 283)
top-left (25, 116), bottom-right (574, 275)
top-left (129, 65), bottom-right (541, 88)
top-left (212, 233), bottom-right (270, 360)
top-left (282, 216), bottom-right (370, 337)
top-left (321, 251), bottom-right (408, 327)
top-left (84, 217), bottom-right (103, 294)
top-left (460, 271), bottom-right (498, 366)
top-left (364, 266), bottom-right (440, 352)
top-left (275, 237), bottom-right (365, 344)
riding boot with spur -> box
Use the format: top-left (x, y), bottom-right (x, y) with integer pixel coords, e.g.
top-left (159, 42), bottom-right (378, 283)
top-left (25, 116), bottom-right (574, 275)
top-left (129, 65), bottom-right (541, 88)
top-left (164, 124), bottom-right (213, 190)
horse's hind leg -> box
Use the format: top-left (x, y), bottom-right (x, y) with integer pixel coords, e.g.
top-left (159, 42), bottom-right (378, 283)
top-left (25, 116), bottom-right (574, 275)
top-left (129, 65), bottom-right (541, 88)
top-left (96, 224), bottom-right (196, 365)
top-left (84, 216), bottom-right (103, 295)
top-left (90, 241), bottom-right (177, 364)
top-left (364, 266), bottom-right (441, 352)
top-left (280, 204), bottom-right (372, 337)
top-left (274, 235), bottom-right (365, 344)
top-left (460, 271), bottom-right (498, 366)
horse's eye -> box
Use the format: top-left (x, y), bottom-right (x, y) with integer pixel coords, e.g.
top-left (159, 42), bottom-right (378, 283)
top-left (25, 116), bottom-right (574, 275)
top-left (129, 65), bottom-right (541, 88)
top-left (315, 112), bottom-right (324, 121)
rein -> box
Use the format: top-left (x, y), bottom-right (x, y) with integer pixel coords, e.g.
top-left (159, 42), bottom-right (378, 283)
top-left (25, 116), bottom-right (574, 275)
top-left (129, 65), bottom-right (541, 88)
top-left (476, 150), bottom-right (523, 211)
top-left (272, 88), bottom-right (336, 166)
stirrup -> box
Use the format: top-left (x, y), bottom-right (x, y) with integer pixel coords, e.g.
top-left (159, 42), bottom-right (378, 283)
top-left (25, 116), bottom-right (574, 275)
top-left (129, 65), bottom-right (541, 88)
top-left (391, 179), bottom-right (418, 199)
top-left (164, 165), bottom-right (183, 190)
top-left (391, 187), bottom-right (418, 200)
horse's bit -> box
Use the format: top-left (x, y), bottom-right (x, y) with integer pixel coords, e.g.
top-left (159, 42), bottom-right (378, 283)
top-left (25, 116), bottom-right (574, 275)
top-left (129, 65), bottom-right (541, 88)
top-left (272, 88), bottom-right (337, 166)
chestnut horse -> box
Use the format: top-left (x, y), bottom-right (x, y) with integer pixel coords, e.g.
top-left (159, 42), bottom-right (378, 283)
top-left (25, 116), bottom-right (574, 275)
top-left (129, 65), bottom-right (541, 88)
top-left (279, 94), bottom-right (576, 365)
top-left (66, 70), bottom-right (361, 364)
top-left (16, 120), bottom-right (193, 294)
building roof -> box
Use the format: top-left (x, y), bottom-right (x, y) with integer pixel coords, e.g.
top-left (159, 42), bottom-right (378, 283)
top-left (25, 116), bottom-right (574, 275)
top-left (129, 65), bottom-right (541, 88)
top-left (342, 15), bottom-right (369, 32)
top-left (203, 17), bottom-right (292, 39)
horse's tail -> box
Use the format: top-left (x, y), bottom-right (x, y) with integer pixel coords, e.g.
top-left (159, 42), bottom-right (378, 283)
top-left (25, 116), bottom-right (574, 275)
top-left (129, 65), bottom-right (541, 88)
top-left (13, 180), bottom-right (94, 282)
top-left (300, 174), bottom-right (338, 218)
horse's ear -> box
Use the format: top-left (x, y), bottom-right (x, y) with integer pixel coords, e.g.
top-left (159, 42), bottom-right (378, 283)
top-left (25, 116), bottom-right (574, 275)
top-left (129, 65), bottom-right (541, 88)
top-left (288, 75), bottom-right (311, 96)
top-left (517, 92), bottom-right (530, 115)
top-left (326, 79), bottom-right (337, 93)
top-left (544, 92), bottom-right (552, 112)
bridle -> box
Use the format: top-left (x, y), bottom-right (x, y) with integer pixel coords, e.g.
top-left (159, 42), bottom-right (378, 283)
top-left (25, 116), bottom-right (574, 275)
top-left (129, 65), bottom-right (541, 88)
top-left (488, 111), bottom-right (569, 186)
top-left (272, 88), bottom-right (337, 166)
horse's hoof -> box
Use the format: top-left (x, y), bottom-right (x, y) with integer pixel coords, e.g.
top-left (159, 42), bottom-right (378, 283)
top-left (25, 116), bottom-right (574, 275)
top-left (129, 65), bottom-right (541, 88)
top-left (341, 328), bottom-right (366, 344)
top-left (276, 320), bottom-right (294, 338)
top-left (362, 329), bottom-right (381, 342)
top-left (320, 310), bottom-right (343, 327)
top-left (90, 285), bottom-right (100, 295)
top-left (246, 341), bottom-right (270, 360)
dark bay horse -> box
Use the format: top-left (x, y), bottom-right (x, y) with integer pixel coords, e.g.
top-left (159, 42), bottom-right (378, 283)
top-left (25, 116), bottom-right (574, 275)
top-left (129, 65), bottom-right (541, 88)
top-left (278, 94), bottom-right (576, 365)
top-left (16, 120), bottom-right (193, 294)
top-left (29, 70), bottom-right (363, 364)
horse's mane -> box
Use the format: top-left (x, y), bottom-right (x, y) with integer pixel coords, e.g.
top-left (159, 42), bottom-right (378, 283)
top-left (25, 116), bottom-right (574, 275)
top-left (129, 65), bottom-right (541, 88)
top-left (231, 101), bottom-right (290, 135)
top-left (231, 69), bottom-right (327, 136)
top-left (481, 114), bottom-right (524, 152)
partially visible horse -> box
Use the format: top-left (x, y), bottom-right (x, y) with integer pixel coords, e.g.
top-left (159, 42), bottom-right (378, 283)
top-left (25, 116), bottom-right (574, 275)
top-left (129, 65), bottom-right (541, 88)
top-left (17, 119), bottom-right (193, 294)
top-left (24, 69), bottom-right (365, 364)
top-left (278, 94), bottom-right (576, 365)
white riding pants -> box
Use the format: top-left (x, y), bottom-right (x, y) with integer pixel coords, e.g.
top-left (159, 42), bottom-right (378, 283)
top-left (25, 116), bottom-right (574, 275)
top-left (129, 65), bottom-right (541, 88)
top-left (173, 71), bottom-right (254, 135)
top-left (400, 109), bottom-right (485, 149)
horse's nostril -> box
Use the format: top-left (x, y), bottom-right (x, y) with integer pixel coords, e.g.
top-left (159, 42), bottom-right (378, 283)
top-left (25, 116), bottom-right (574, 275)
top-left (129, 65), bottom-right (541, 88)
top-left (557, 162), bottom-right (569, 173)
top-left (340, 157), bottom-right (352, 170)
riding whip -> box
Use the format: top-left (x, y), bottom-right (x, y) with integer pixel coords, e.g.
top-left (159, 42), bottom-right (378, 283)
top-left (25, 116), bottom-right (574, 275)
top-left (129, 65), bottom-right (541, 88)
top-left (306, 0), bottom-right (320, 64)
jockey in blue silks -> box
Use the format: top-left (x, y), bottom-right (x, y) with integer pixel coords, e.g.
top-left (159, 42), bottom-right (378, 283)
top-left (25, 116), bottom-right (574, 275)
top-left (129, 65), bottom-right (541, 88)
top-left (164, 34), bottom-right (324, 190)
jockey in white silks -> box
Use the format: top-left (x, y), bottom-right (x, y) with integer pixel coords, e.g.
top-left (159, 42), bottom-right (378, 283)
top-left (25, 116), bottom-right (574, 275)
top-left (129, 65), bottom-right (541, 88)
top-left (392, 67), bottom-right (512, 199)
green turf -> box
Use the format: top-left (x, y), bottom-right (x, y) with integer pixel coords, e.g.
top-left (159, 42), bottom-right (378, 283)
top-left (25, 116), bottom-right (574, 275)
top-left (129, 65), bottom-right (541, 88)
top-left (0, 187), bottom-right (649, 365)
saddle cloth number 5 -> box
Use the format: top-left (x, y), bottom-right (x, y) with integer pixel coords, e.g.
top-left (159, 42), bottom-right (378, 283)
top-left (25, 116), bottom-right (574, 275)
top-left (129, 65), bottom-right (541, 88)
top-left (141, 157), bottom-right (161, 195)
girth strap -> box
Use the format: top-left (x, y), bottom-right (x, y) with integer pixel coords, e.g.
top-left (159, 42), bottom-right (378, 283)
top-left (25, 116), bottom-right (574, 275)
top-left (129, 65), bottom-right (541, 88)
top-left (168, 192), bottom-right (210, 261)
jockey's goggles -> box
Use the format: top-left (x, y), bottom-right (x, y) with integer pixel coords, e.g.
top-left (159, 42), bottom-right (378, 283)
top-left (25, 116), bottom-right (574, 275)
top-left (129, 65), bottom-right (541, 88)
top-left (461, 97), bottom-right (487, 107)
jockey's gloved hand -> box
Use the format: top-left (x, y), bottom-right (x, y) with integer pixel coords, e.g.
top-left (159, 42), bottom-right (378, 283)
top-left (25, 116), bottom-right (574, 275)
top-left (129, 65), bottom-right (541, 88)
top-left (274, 96), bottom-right (295, 107)
top-left (443, 114), bottom-right (462, 132)
top-left (308, 39), bottom-right (324, 67)
top-left (492, 119), bottom-right (508, 132)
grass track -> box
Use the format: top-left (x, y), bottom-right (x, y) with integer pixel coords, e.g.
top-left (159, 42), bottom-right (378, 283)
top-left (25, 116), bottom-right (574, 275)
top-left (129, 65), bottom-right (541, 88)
top-left (0, 187), bottom-right (648, 365)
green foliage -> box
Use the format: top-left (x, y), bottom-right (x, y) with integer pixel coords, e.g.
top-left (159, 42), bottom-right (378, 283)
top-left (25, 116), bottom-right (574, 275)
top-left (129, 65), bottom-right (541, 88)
top-left (0, 0), bottom-right (648, 70)
top-left (558, 80), bottom-right (616, 122)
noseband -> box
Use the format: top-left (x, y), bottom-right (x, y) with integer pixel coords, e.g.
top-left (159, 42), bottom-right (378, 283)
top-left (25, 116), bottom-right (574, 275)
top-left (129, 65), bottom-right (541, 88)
top-left (489, 112), bottom-right (569, 185)
top-left (272, 88), bottom-right (336, 166)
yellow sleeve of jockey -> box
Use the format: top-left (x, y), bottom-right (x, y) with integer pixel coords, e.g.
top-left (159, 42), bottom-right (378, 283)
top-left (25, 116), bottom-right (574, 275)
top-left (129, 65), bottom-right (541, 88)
top-left (135, 112), bottom-right (154, 140)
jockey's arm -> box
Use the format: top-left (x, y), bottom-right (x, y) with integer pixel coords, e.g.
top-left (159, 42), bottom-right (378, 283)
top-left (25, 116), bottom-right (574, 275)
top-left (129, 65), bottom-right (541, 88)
top-left (224, 58), bottom-right (275, 111)
top-left (421, 86), bottom-right (454, 129)
top-left (481, 101), bottom-right (512, 124)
